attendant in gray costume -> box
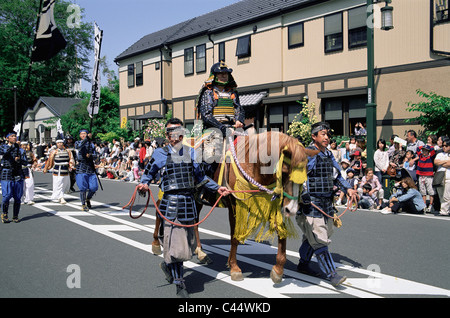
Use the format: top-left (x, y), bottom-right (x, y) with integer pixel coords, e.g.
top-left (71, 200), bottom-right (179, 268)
top-left (137, 118), bottom-right (230, 297)
top-left (296, 122), bottom-right (357, 287)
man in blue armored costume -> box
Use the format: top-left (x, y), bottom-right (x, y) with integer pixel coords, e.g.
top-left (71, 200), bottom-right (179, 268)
top-left (137, 118), bottom-right (230, 298)
top-left (0, 132), bottom-right (27, 223)
top-left (296, 122), bottom-right (357, 287)
top-left (75, 129), bottom-right (98, 211)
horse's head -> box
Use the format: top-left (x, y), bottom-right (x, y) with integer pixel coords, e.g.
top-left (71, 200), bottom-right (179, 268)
top-left (277, 134), bottom-right (319, 217)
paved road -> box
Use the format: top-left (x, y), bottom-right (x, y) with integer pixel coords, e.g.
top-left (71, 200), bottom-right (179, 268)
top-left (1, 172), bottom-right (449, 300)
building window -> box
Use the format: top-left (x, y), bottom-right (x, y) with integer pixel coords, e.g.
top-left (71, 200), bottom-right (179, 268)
top-left (288, 22), bottom-right (304, 49)
top-left (324, 12), bottom-right (343, 53)
top-left (435, 0), bottom-right (449, 23)
top-left (196, 44), bottom-right (206, 73)
top-left (218, 42), bottom-right (225, 62)
top-left (348, 6), bottom-right (367, 48)
top-left (322, 96), bottom-right (366, 136)
top-left (268, 105), bottom-right (284, 132)
top-left (135, 61), bottom-right (143, 86)
top-left (127, 64), bottom-right (134, 88)
top-left (184, 47), bottom-right (194, 75)
top-left (236, 35), bottom-right (251, 58)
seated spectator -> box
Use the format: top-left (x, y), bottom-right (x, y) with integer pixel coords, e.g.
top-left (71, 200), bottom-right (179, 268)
top-left (357, 168), bottom-right (383, 207)
top-left (383, 177), bottom-right (426, 214)
top-left (336, 168), bottom-right (358, 206)
top-left (96, 157), bottom-right (107, 177)
top-left (107, 157), bottom-right (120, 179)
top-left (120, 167), bottom-right (135, 182)
top-left (358, 183), bottom-right (377, 210)
top-left (340, 159), bottom-right (350, 179)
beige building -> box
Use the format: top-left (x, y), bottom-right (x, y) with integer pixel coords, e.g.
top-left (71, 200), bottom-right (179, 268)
top-left (22, 96), bottom-right (82, 144)
top-left (115, 0), bottom-right (450, 140)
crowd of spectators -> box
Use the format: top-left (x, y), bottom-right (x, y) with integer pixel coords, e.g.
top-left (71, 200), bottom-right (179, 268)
top-left (7, 126), bottom-right (450, 217)
top-left (331, 130), bottom-right (450, 216)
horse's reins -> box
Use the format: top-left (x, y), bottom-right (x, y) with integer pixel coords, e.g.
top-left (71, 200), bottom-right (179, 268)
top-left (123, 128), bottom-right (357, 227)
top-left (122, 185), bottom-right (260, 228)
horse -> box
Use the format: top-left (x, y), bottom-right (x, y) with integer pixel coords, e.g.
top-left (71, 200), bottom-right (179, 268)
top-left (215, 130), bottom-right (318, 283)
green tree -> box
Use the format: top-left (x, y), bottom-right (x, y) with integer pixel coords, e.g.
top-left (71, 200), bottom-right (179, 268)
top-left (0, 0), bottom-right (93, 135)
top-left (61, 86), bottom-right (136, 142)
top-left (287, 100), bottom-right (318, 146)
top-left (406, 90), bottom-right (450, 138)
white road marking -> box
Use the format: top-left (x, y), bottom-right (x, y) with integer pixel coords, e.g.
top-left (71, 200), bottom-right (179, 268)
top-left (25, 186), bottom-right (450, 297)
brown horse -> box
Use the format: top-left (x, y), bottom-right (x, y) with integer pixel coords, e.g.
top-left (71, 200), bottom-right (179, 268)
top-left (216, 130), bottom-right (318, 283)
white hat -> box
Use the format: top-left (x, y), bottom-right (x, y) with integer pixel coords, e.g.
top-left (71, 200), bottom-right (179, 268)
top-left (56, 139), bottom-right (64, 143)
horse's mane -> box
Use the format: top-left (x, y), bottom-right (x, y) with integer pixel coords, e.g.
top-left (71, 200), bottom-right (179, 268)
top-left (235, 131), bottom-right (308, 178)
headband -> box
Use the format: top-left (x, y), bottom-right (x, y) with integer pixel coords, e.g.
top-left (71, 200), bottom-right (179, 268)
top-left (166, 126), bottom-right (185, 135)
top-left (311, 124), bottom-right (331, 135)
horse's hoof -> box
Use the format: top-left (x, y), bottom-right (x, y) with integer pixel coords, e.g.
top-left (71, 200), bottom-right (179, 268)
top-left (270, 268), bottom-right (283, 284)
top-left (230, 271), bottom-right (244, 281)
top-left (195, 247), bottom-right (213, 264)
top-left (151, 242), bottom-right (162, 255)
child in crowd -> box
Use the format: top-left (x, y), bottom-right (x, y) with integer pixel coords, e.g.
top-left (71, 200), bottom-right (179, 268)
top-left (120, 167), bottom-right (135, 182)
top-left (132, 156), bottom-right (140, 182)
top-left (416, 145), bottom-right (436, 212)
top-left (340, 159), bottom-right (350, 179)
top-left (403, 150), bottom-right (416, 171)
top-left (357, 168), bottom-right (383, 208)
top-left (358, 183), bottom-right (378, 210)
top-left (336, 168), bottom-right (359, 206)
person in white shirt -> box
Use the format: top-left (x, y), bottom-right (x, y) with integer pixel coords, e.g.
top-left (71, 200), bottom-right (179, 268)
top-left (434, 136), bottom-right (450, 216)
top-left (374, 138), bottom-right (389, 182)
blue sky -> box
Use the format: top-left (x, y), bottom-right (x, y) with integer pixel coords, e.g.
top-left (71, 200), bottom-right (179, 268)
top-left (73, 0), bottom-right (242, 91)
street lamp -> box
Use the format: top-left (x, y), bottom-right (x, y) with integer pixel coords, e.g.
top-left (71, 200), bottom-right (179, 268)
top-left (381, 0), bottom-right (394, 30)
top-left (366, 0), bottom-right (394, 169)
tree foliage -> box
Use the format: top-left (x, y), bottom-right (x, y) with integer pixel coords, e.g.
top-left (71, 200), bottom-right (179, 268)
top-left (287, 101), bottom-right (318, 146)
top-left (60, 84), bottom-right (136, 143)
top-left (0, 0), bottom-right (93, 135)
top-left (406, 90), bottom-right (450, 138)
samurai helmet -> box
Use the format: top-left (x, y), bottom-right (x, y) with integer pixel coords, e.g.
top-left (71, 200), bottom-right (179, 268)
top-left (204, 61), bottom-right (237, 88)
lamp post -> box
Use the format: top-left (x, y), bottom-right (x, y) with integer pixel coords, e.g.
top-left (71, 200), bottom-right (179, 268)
top-left (366, 0), bottom-right (394, 169)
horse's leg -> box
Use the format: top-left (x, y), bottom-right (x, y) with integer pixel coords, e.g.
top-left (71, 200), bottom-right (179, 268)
top-left (152, 200), bottom-right (162, 255)
top-left (270, 237), bottom-right (286, 284)
top-left (194, 224), bottom-right (213, 264)
top-left (227, 200), bottom-right (243, 281)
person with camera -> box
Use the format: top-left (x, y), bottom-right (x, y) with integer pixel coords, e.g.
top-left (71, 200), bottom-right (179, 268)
top-left (354, 122), bottom-right (367, 136)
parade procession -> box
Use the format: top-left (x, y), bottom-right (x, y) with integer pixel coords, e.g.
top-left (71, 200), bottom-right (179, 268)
top-left (1, 0), bottom-right (450, 303)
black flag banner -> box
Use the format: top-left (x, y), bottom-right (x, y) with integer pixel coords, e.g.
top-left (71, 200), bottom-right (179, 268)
top-left (31, 0), bottom-right (67, 62)
top-left (87, 22), bottom-right (103, 118)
